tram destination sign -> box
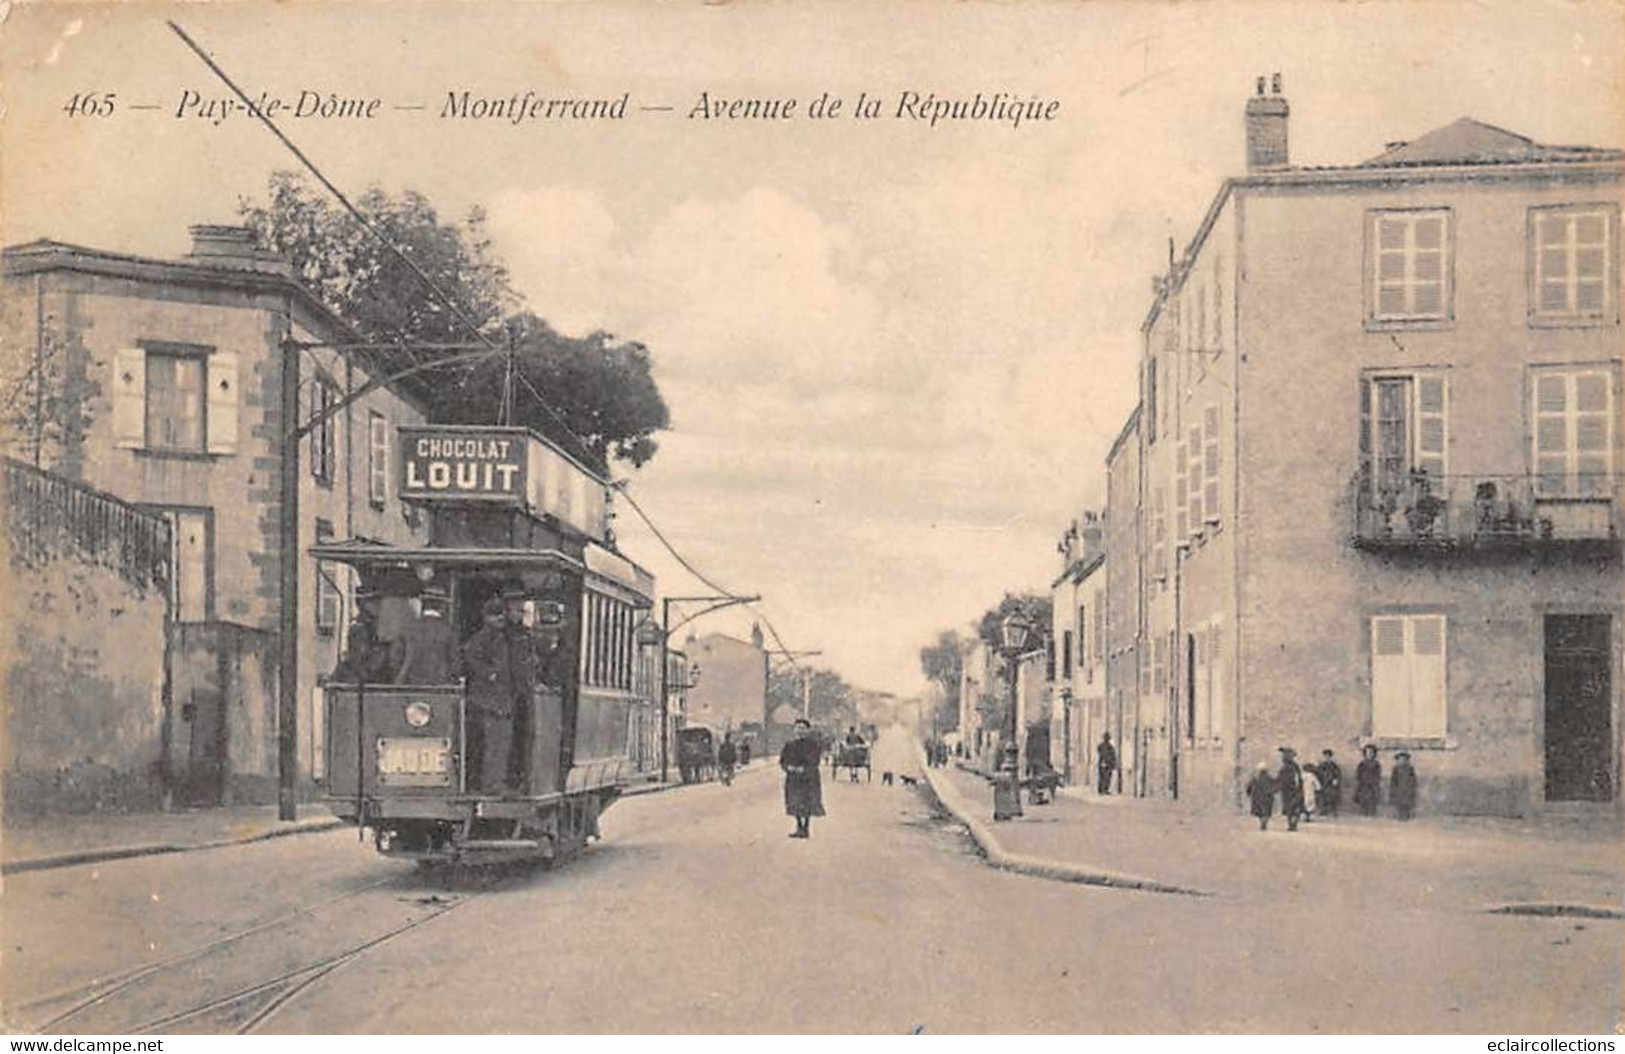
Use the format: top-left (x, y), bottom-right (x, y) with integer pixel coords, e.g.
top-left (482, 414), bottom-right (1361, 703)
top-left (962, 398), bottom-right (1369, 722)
top-left (400, 427), bottom-right (527, 503)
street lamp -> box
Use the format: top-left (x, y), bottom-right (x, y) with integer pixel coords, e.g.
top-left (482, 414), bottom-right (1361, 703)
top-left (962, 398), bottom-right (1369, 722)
top-left (992, 611), bottom-right (1032, 821)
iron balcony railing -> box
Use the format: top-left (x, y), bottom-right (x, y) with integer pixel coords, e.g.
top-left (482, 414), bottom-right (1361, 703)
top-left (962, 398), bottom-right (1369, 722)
top-left (4, 456), bottom-right (172, 591)
top-left (1353, 470), bottom-right (1619, 548)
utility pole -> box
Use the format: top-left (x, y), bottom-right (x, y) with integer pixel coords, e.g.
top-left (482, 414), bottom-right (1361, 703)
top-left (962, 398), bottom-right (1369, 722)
top-left (277, 329), bottom-right (301, 820)
top-left (660, 593), bottom-right (761, 783)
top-left (768, 649), bottom-right (822, 719)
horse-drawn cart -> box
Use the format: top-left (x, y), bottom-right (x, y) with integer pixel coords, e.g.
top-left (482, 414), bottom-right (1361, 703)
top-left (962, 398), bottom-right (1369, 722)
top-left (832, 740), bottom-right (871, 783)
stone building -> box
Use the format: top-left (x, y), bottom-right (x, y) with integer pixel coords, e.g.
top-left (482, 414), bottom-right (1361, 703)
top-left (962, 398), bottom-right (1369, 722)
top-left (681, 626), bottom-right (768, 740)
top-left (2, 226), bottom-right (432, 804)
top-left (1048, 514), bottom-right (1106, 785)
top-left (1129, 77), bottom-right (1621, 815)
top-left (1104, 405), bottom-right (1141, 796)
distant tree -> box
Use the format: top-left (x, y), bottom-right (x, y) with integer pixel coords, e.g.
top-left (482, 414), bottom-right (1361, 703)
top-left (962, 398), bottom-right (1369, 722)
top-left (975, 592), bottom-right (1053, 650)
top-left (918, 629), bottom-right (964, 731)
top-left (239, 172), bottom-right (668, 470)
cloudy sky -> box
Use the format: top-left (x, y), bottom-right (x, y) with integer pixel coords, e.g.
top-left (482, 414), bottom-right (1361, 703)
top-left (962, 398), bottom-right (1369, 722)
top-left (3, 1), bottom-right (1620, 694)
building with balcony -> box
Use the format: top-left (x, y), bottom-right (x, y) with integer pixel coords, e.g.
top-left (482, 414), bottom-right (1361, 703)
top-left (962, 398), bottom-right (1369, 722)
top-left (1131, 77), bottom-right (1621, 815)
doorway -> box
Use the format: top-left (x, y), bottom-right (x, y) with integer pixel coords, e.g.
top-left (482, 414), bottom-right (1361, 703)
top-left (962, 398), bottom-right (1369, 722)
top-left (1544, 614), bottom-right (1613, 802)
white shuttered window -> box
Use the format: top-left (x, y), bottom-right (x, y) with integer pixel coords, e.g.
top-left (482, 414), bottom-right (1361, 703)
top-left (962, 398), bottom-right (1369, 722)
top-left (1370, 614), bottom-right (1447, 738)
top-left (1530, 205), bottom-right (1615, 323)
top-left (1533, 367), bottom-right (1615, 498)
top-left (1370, 209), bottom-right (1452, 323)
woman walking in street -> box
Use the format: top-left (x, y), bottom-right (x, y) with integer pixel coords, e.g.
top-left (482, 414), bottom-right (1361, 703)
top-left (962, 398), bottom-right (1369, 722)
top-left (780, 718), bottom-right (825, 839)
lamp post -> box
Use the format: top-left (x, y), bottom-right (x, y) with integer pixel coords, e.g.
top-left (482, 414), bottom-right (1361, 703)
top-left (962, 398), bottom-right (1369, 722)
top-left (992, 610), bottom-right (1033, 820)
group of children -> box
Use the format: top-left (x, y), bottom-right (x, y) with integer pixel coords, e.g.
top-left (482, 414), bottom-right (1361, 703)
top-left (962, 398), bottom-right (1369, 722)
top-left (1245, 744), bottom-right (1418, 831)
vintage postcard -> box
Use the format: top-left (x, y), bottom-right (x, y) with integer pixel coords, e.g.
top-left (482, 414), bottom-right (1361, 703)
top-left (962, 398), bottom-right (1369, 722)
top-left (0, 0), bottom-right (1620, 1036)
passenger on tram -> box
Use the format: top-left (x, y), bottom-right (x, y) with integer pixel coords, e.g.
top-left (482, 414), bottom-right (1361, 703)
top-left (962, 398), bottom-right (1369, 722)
top-left (393, 586), bottom-right (457, 684)
top-left (461, 596), bottom-right (525, 794)
top-left (332, 589), bottom-right (394, 684)
top-left (501, 588), bottom-right (544, 790)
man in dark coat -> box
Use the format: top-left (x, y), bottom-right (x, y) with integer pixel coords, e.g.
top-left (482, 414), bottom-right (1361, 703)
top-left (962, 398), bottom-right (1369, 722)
top-left (1096, 732), bottom-right (1118, 795)
top-left (1245, 762), bottom-right (1277, 831)
top-left (333, 592), bottom-right (394, 684)
top-left (780, 718), bottom-right (825, 838)
top-left (460, 597), bottom-right (523, 794)
top-left (1355, 744), bottom-right (1383, 817)
top-left (394, 588), bottom-right (457, 684)
top-left (1317, 748), bottom-right (1343, 817)
top-left (1276, 746), bottom-right (1305, 832)
top-left (1391, 750), bottom-right (1418, 820)
top-left (502, 590), bottom-right (548, 791)
top-left (718, 732), bottom-right (737, 786)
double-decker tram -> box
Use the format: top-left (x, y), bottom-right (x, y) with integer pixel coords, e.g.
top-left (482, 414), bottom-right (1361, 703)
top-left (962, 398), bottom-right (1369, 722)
top-left (311, 425), bottom-right (655, 867)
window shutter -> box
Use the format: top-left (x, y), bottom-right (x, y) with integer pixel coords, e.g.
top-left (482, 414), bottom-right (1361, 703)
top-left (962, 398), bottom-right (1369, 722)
top-left (114, 347), bottom-right (147, 449)
top-left (1358, 377), bottom-right (1373, 500)
top-left (1371, 617), bottom-right (1409, 736)
top-left (1203, 404), bottom-right (1221, 522)
top-left (1415, 375), bottom-right (1447, 481)
top-left (1209, 621), bottom-right (1224, 738)
top-left (204, 351), bottom-right (240, 454)
top-left (1175, 443), bottom-right (1189, 539)
top-left (1187, 425), bottom-right (1203, 530)
top-left (1409, 615), bottom-right (1447, 737)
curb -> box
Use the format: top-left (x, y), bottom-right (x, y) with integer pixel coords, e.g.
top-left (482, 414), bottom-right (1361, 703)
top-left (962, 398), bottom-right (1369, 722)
top-left (920, 766), bottom-right (1208, 897)
top-left (1487, 902), bottom-right (1625, 920)
top-left (620, 760), bottom-right (768, 798)
top-left (2, 817), bottom-right (347, 876)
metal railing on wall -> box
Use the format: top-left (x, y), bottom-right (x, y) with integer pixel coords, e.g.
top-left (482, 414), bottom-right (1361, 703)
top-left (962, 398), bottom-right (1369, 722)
top-left (3, 456), bottom-right (171, 592)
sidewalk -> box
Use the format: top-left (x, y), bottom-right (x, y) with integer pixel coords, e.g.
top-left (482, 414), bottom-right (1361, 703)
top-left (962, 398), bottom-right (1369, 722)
top-left (926, 763), bottom-right (1625, 915)
top-left (1, 761), bottom-right (757, 875)
top-left (1, 804), bottom-right (346, 875)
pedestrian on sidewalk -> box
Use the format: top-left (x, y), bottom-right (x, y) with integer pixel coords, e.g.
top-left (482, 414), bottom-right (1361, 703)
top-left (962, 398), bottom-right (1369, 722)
top-left (780, 718), bottom-right (824, 839)
top-left (1355, 744), bottom-right (1382, 817)
top-left (1246, 762), bottom-right (1277, 831)
top-left (1391, 751), bottom-right (1418, 820)
top-left (1300, 763), bottom-right (1321, 824)
top-left (1276, 746), bottom-right (1305, 832)
top-left (1096, 732), bottom-right (1117, 795)
top-left (718, 732), bottom-right (737, 786)
top-left (1317, 749), bottom-right (1342, 817)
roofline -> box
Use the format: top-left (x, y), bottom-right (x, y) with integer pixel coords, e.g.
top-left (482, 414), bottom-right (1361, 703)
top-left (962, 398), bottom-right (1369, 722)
top-left (1049, 549), bottom-right (1106, 591)
top-left (4, 239), bottom-right (436, 410)
top-left (1106, 402), bottom-right (1142, 463)
top-left (1139, 156), bottom-right (1623, 334)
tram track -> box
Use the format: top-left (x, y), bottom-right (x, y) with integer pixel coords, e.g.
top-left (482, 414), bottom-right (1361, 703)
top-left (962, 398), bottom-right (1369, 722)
top-left (18, 864), bottom-right (525, 1035)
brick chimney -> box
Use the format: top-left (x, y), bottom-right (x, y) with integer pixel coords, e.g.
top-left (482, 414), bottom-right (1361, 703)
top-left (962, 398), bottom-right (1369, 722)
top-left (186, 224), bottom-right (291, 276)
top-left (1078, 511), bottom-right (1105, 562)
top-left (1245, 73), bottom-right (1289, 172)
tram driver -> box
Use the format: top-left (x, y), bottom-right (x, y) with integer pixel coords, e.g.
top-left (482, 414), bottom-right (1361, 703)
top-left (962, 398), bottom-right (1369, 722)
top-left (460, 596), bottom-right (525, 794)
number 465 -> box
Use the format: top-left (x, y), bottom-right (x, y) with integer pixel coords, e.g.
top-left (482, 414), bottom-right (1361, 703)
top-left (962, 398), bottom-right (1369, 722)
top-left (64, 92), bottom-right (116, 117)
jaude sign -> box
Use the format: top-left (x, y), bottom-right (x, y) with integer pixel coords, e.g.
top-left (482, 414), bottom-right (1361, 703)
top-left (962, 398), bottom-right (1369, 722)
top-left (400, 428), bottom-right (526, 502)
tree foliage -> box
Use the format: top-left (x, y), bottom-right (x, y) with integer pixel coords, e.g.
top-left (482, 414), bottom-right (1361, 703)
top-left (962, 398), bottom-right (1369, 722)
top-left (975, 592), bottom-right (1054, 650)
top-left (768, 664), bottom-right (858, 729)
top-left (238, 172), bottom-right (668, 470)
top-left (918, 629), bottom-right (964, 729)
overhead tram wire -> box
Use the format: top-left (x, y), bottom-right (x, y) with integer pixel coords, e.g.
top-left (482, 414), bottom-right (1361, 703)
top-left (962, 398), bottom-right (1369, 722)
top-left (167, 21), bottom-right (818, 674)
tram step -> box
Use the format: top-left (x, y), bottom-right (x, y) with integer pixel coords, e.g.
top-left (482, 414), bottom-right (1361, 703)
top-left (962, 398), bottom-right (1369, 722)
top-left (459, 839), bottom-right (543, 851)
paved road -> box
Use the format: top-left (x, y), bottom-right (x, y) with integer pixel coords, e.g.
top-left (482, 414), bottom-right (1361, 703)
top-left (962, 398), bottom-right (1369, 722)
top-left (4, 738), bottom-right (1618, 1033)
